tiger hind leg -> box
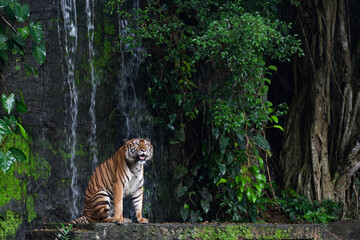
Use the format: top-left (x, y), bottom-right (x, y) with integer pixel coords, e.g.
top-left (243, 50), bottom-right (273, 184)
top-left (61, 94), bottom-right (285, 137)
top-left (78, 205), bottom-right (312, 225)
top-left (82, 190), bottom-right (113, 223)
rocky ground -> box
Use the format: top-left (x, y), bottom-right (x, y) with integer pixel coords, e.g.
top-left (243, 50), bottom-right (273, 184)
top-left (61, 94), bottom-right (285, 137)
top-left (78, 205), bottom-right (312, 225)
top-left (26, 220), bottom-right (360, 240)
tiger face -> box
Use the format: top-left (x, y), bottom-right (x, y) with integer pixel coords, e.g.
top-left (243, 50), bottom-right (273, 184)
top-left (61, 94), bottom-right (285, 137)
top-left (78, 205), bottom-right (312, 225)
top-left (125, 138), bottom-right (153, 164)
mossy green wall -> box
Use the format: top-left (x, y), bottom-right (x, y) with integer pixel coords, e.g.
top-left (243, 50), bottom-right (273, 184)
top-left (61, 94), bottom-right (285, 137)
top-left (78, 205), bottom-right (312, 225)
top-left (0, 135), bottom-right (51, 239)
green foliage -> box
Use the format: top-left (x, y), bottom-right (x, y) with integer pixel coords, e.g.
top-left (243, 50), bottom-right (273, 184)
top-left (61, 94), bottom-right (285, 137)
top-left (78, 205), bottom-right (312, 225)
top-left (107, 0), bottom-right (302, 222)
top-left (0, 0), bottom-right (45, 174)
top-left (278, 190), bottom-right (341, 223)
top-left (0, 93), bottom-right (28, 173)
top-left (180, 225), bottom-right (253, 240)
top-left (0, 210), bottom-right (23, 239)
top-left (55, 223), bottom-right (73, 240)
top-left (0, 0), bottom-right (46, 73)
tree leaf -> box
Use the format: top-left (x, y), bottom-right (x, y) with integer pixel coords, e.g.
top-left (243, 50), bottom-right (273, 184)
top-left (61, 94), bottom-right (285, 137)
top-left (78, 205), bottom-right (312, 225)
top-left (271, 115), bottom-right (279, 123)
top-left (23, 62), bottom-right (38, 77)
top-left (7, 147), bottom-right (27, 162)
top-left (14, 3), bottom-right (29, 22)
top-left (174, 94), bottom-right (183, 106)
top-left (0, 119), bottom-right (12, 135)
top-left (17, 26), bottom-right (29, 40)
top-left (0, 34), bottom-right (8, 51)
top-left (29, 21), bottom-right (44, 44)
top-left (0, 0), bottom-right (11, 8)
top-left (15, 99), bottom-right (27, 113)
top-left (176, 182), bottom-right (188, 197)
top-left (0, 42), bottom-right (7, 51)
top-left (180, 206), bottom-right (189, 221)
top-left (252, 134), bottom-right (270, 151)
top-left (219, 164), bottom-right (226, 176)
top-left (272, 125), bottom-right (284, 131)
top-left (200, 199), bottom-right (210, 214)
top-left (189, 210), bottom-right (199, 223)
top-left (258, 156), bottom-right (264, 169)
top-left (216, 178), bottom-right (227, 186)
top-left (268, 65), bottom-right (278, 71)
top-left (0, 148), bottom-right (26, 173)
top-left (0, 33), bottom-right (8, 43)
top-left (246, 187), bottom-right (257, 204)
top-left (17, 123), bottom-right (27, 140)
top-left (236, 188), bottom-right (243, 202)
top-left (5, 115), bottom-right (17, 129)
top-left (174, 165), bottom-right (188, 180)
top-left (0, 150), bottom-right (12, 173)
top-left (212, 127), bottom-right (220, 139)
top-left (253, 183), bottom-right (262, 196)
top-left (226, 152), bottom-right (234, 165)
top-left (32, 42), bottom-right (46, 65)
top-left (13, 32), bottom-right (26, 46)
top-left (2, 93), bottom-right (15, 114)
top-left (167, 123), bottom-right (175, 132)
top-left (199, 187), bottom-right (213, 202)
top-left (235, 175), bottom-right (241, 185)
top-left (0, 50), bottom-right (8, 62)
top-left (219, 133), bottom-right (230, 153)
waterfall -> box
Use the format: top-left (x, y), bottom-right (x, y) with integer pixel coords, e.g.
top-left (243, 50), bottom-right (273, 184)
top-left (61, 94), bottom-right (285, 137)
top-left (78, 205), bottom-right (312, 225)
top-left (118, 0), bottom-right (152, 139)
top-left (61, 0), bottom-right (79, 219)
top-left (86, 0), bottom-right (98, 170)
top-left (118, 0), bottom-right (155, 221)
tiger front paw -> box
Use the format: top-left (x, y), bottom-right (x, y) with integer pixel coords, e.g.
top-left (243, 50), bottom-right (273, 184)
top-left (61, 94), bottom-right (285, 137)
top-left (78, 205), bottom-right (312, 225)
top-left (113, 217), bottom-right (131, 225)
top-left (137, 217), bottom-right (149, 224)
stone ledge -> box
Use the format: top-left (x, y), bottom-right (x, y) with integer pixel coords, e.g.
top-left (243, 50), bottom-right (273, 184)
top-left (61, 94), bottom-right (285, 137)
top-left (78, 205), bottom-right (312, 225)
top-left (26, 222), bottom-right (346, 240)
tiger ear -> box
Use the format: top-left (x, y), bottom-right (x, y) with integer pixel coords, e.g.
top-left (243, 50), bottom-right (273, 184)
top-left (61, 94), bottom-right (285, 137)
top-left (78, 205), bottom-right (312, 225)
top-left (123, 139), bottom-right (128, 143)
top-left (145, 138), bottom-right (151, 141)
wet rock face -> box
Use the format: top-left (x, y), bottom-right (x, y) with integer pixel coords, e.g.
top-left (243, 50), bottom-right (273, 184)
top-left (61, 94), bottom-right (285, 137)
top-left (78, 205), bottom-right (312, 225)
top-left (1, 0), bottom-right (179, 239)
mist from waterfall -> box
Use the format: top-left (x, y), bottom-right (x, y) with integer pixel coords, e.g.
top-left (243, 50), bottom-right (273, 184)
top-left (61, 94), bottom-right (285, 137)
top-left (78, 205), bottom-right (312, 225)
top-left (60, 0), bottom-right (79, 220)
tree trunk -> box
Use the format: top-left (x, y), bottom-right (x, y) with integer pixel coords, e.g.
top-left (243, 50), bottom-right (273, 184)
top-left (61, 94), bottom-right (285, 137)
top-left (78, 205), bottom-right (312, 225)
top-left (280, 0), bottom-right (360, 217)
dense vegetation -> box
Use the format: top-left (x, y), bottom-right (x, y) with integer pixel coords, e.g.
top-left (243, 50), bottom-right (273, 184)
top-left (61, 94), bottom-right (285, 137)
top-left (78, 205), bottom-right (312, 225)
top-left (0, 1), bottom-right (46, 239)
top-left (108, 0), bottom-right (306, 222)
top-left (2, 1), bottom-right (358, 236)
top-left (0, 0), bottom-right (46, 173)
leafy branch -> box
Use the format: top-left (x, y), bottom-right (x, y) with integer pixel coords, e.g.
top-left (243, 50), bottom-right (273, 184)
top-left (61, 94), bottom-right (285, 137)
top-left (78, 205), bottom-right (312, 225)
top-left (0, 93), bottom-right (28, 173)
top-left (0, 0), bottom-right (46, 71)
top-left (0, 0), bottom-right (46, 173)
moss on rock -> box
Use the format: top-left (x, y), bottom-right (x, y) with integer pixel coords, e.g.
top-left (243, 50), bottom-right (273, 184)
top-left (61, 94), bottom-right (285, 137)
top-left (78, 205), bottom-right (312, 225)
top-left (0, 135), bottom-right (51, 239)
top-left (0, 210), bottom-right (23, 239)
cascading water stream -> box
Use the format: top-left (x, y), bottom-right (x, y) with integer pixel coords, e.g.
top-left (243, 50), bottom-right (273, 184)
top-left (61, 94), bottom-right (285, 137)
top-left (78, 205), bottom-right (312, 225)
top-left (86, 0), bottom-right (98, 170)
top-left (118, 0), bottom-right (155, 220)
top-left (61, 0), bottom-right (79, 219)
top-left (118, 0), bottom-right (152, 139)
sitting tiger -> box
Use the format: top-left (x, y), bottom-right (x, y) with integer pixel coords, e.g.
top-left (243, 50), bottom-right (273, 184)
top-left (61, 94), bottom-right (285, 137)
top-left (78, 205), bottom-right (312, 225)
top-left (71, 138), bottom-right (153, 225)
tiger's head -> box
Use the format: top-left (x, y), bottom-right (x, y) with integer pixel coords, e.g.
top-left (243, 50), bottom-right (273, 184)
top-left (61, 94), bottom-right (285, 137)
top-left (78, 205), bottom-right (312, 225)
top-left (124, 138), bottom-right (153, 164)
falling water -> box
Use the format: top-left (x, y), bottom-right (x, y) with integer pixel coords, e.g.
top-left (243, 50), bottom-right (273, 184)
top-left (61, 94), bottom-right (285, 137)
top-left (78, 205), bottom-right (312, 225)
top-left (86, 0), bottom-right (98, 170)
top-left (118, 0), bottom-right (152, 139)
top-left (118, 0), bottom-right (155, 221)
top-left (61, 0), bottom-right (79, 219)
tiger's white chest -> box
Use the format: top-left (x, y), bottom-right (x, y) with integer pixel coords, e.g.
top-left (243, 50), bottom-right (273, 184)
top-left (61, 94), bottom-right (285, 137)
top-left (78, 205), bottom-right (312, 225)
top-left (123, 166), bottom-right (143, 197)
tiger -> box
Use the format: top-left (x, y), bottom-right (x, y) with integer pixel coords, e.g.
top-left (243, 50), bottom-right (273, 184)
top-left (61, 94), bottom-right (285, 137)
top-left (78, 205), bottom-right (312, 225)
top-left (71, 138), bottom-right (153, 225)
